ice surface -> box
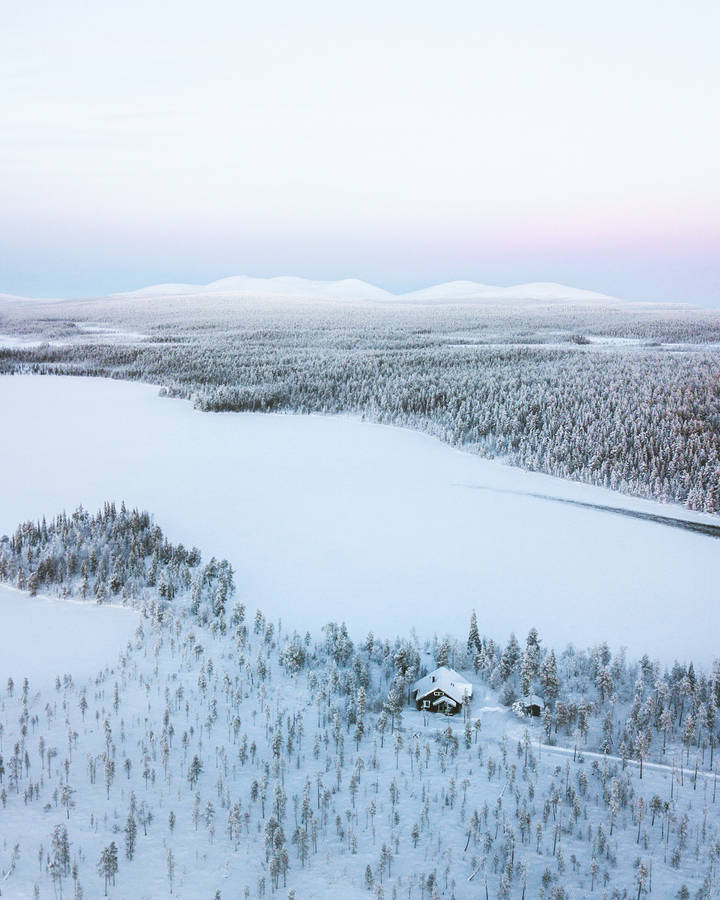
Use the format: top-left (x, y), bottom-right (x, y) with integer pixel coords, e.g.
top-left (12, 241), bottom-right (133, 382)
top-left (0, 374), bottom-right (715, 665)
top-left (0, 584), bottom-right (138, 688)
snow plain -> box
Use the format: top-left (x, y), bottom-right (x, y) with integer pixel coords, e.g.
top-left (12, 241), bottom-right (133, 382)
top-left (0, 374), bottom-right (716, 666)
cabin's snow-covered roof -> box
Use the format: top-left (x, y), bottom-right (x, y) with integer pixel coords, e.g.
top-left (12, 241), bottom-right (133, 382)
top-left (413, 666), bottom-right (473, 705)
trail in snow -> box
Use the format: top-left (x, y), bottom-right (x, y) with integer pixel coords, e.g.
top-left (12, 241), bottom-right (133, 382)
top-left (536, 739), bottom-right (717, 783)
top-left (456, 483), bottom-right (720, 539)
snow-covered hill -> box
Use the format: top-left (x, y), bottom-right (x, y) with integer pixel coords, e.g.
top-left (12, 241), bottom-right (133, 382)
top-left (0, 291), bottom-right (64, 304)
top-left (401, 280), bottom-right (618, 303)
top-left (103, 275), bottom-right (620, 304)
top-left (110, 276), bottom-right (395, 302)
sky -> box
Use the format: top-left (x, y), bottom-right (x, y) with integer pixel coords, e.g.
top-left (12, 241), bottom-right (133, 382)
top-left (1, 0), bottom-right (719, 305)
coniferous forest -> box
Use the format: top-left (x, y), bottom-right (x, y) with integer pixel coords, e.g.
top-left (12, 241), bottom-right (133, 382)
top-left (1, 294), bottom-right (719, 513)
top-left (1, 503), bottom-right (720, 898)
top-left (1, 292), bottom-right (719, 898)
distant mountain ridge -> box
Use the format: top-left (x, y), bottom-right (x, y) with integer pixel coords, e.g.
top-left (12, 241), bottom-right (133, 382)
top-left (0, 292), bottom-right (65, 304)
top-left (401, 280), bottom-right (617, 303)
top-left (106, 275), bottom-right (620, 304)
top-left (111, 276), bottom-right (395, 301)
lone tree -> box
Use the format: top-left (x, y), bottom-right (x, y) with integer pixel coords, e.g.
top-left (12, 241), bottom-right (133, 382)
top-left (436, 639), bottom-right (450, 668)
top-left (60, 784), bottom-right (75, 819)
top-left (467, 610), bottom-right (481, 655)
top-left (97, 842), bottom-right (118, 896)
top-left (167, 848), bottom-right (176, 894)
top-left (188, 754), bottom-right (203, 788)
top-left (125, 812), bottom-right (137, 860)
top-left (50, 823), bottom-right (71, 893)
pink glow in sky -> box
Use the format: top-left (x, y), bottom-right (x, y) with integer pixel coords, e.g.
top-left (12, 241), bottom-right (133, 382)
top-left (1, 0), bottom-right (719, 304)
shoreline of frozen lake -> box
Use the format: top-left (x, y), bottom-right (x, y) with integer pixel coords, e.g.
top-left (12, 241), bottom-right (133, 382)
top-left (0, 373), bottom-right (716, 666)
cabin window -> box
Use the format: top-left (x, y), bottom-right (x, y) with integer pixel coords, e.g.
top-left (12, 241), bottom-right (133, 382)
top-left (434, 690), bottom-right (441, 696)
top-left (422, 700), bottom-right (430, 709)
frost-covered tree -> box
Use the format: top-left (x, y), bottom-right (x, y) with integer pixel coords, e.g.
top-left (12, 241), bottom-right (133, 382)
top-left (499, 634), bottom-right (521, 682)
top-left (97, 842), bottom-right (118, 896)
top-left (467, 611), bottom-right (481, 655)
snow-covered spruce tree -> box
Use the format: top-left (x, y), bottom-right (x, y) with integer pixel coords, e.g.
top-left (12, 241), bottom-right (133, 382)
top-left (97, 842), bottom-right (118, 896)
top-left (467, 610), bottom-right (481, 657)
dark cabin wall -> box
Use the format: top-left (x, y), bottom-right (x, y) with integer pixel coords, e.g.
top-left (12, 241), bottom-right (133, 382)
top-left (414, 689), bottom-right (461, 715)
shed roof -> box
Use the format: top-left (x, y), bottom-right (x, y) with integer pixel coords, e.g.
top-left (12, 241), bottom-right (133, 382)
top-left (521, 694), bottom-right (545, 709)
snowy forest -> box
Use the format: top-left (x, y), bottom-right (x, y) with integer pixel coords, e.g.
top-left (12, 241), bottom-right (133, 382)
top-left (1, 503), bottom-right (720, 898)
top-left (1, 295), bottom-right (720, 514)
top-left (3, 0), bottom-right (719, 896)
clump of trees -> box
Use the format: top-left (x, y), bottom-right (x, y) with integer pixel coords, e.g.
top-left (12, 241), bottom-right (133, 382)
top-left (0, 502), bottom-right (234, 631)
top-left (462, 612), bottom-right (720, 783)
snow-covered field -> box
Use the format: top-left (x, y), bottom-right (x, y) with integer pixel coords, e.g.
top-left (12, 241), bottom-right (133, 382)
top-left (0, 585), bottom-right (138, 688)
top-left (0, 324), bottom-right (148, 349)
top-left (0, 374), bottom-right (716, 667)
top-left (0, 577), bottom-right (715, 900)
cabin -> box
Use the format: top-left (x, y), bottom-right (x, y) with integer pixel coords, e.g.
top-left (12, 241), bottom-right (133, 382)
top-left (413, 666), bottom-right (473, 716)
top-left (520, 694), bottom-right (545, 717)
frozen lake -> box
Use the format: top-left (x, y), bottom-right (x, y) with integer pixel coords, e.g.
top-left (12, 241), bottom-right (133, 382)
top-left (0, 584), bottom-right (138, 688)
top-left (0, 374), bottom-right (716, 665)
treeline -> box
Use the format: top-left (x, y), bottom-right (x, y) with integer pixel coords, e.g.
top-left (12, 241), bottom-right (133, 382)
top-left (2, 298), bottom-right (720, 512)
